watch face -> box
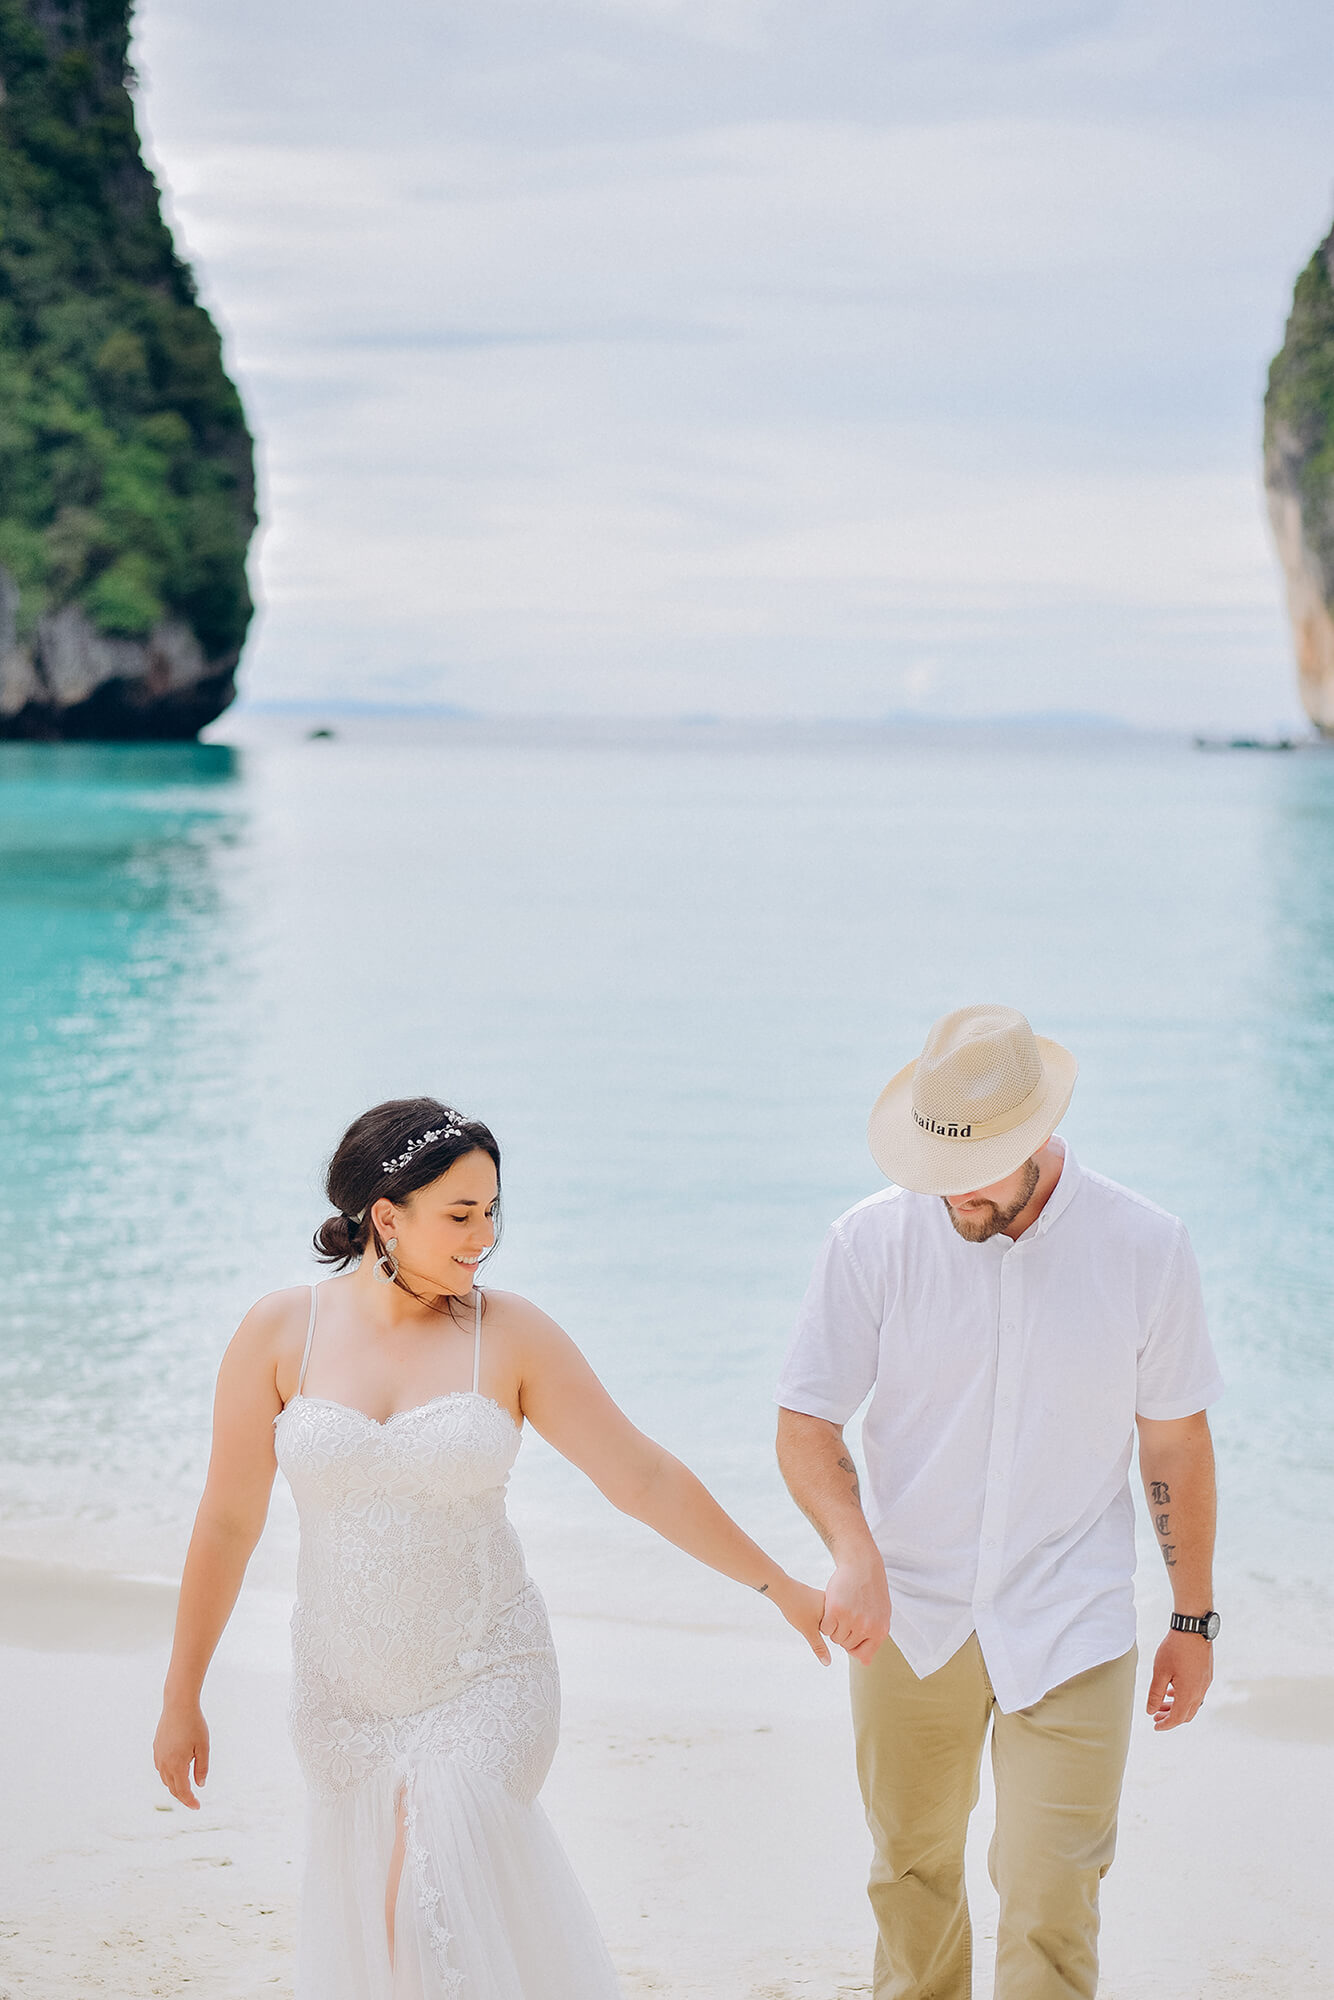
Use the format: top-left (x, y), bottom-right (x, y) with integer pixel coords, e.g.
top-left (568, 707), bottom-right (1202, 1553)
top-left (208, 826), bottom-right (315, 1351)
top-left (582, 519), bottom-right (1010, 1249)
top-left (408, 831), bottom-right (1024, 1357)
top-left (1204, 1612), bottom-right (1221, 1640)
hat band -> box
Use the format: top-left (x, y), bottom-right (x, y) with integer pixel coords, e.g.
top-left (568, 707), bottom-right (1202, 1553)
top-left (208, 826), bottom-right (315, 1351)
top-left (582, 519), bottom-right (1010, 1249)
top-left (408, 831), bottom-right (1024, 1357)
top-left (910, 1074), bottom-right (1048, 1143)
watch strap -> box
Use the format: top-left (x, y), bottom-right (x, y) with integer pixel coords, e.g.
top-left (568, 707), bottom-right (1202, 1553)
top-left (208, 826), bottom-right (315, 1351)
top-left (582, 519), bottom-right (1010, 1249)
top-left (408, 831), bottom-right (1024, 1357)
top-left (1170, 1610), bottom-right (1219, 1639)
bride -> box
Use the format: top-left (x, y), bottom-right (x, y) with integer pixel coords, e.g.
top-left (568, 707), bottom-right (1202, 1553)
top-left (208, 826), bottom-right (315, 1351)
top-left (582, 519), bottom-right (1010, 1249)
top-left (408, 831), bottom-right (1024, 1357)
top-left (154, 1097), bottom-right (828, 1998)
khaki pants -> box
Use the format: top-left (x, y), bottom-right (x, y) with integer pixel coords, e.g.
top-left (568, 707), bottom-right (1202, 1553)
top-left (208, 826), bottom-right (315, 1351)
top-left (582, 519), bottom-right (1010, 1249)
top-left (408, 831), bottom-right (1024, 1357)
top-left (850, 1635), bottom-right (1136, 2000)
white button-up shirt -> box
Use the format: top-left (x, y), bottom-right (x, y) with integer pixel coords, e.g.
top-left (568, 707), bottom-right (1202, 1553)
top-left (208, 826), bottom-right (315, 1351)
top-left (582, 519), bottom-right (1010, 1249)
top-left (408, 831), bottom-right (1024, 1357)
top-left (776, 1143), bottom-right (1224, 1712)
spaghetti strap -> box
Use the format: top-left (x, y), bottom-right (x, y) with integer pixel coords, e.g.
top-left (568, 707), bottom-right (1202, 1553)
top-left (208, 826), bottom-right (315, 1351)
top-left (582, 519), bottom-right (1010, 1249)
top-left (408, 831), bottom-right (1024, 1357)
top-left (297, 1283), bottom-right (320, 1396)
top-left (472, 1287), bottom-right (483, 1394)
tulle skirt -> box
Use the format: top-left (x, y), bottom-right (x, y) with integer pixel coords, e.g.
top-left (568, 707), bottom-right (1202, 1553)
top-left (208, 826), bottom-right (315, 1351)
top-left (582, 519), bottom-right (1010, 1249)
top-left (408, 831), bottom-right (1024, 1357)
top-left (295, 1745), bottom-right (623, 1999)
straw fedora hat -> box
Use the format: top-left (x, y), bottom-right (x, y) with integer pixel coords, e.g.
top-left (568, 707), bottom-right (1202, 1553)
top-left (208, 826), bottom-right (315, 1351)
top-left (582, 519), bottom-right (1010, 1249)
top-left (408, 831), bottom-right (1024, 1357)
top-left (867, 1004), bottom-right (1077, 1198)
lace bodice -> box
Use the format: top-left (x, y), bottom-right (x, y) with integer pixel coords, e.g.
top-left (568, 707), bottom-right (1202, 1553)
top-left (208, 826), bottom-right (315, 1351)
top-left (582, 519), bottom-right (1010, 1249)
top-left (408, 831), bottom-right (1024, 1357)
top-left (279, 1388), bottom-right (525, 1695)
top-left (276, 1386), bottom-right (557, 1804)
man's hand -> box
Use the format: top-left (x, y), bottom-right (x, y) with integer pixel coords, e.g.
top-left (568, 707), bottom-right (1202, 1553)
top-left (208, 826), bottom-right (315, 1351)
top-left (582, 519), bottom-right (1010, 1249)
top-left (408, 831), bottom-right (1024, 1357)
top-left (820, 1555), bottom-right (892, 1664)
top-left (1146, 1629), bottom-right (1213, 1731)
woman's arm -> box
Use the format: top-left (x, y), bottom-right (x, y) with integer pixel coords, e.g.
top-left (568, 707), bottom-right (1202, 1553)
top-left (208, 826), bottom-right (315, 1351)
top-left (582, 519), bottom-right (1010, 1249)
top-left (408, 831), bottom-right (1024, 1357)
top-left (153, 1295), bottom-right (292, 1806)
top-left (514, 1305), bottom-right (829, 1661)
top-left (1136, 1409), bottom-right (1217, 1731)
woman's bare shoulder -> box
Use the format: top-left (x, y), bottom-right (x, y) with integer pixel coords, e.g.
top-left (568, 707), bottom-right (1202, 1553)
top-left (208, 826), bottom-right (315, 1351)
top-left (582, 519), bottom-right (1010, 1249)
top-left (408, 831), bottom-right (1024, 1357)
top-left (481, 1290), bottom-right (612, 1418)
top-left (480, 1287), bottom-right (571, 1348)
top-left (228, 1285), bottom-right (316, 1365)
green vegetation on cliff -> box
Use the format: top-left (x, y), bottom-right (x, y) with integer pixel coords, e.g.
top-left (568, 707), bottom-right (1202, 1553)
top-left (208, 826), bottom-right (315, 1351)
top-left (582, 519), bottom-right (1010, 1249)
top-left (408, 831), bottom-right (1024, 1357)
top-left (0, 0), bottom-right (254, 657)
top-left (1264, 224), bottom-right (1334, 590)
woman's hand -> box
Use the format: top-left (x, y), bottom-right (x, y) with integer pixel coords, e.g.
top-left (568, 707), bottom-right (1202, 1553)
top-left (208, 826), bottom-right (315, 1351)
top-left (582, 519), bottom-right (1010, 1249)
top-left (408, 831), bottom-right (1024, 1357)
top-left (768, 1575), bottom-right (832, 1663)
top-left (154, 1699), bottom-right (210, 1809)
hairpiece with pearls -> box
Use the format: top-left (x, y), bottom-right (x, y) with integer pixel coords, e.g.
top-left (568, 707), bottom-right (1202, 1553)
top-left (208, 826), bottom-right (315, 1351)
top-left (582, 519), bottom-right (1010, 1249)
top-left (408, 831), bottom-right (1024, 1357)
top-left (380, 1122), bottom-right (467, 1177)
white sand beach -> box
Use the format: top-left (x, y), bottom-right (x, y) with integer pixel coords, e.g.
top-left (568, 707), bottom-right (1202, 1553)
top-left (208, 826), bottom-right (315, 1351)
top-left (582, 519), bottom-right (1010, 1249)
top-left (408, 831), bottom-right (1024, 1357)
top-left (0, 1561), bottom-right (1330, 1999)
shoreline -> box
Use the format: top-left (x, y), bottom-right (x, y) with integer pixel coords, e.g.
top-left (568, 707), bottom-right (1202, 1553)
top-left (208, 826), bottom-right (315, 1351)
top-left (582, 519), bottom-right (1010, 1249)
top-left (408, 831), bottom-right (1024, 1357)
top-left (1, 1562), bottom-right (1332, 1997)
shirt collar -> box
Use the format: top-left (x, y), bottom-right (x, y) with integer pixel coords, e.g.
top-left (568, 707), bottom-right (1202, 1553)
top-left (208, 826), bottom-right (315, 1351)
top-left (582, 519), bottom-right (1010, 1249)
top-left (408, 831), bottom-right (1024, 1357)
top-left (1017, 1135), bottom-right (1083, 1242)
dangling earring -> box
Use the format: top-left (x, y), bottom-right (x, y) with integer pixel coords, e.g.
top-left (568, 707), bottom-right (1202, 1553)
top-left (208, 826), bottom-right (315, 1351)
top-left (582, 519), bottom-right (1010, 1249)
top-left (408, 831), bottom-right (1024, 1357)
top-left (373, 1236), bottom-right (399, 1285)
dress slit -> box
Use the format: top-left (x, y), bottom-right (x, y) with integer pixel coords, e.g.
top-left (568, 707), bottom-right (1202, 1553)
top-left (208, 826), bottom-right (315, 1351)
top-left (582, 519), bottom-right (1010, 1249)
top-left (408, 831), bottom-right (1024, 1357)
top-left (400, 1766), bottom-right (463, 1994)
top-left (385, 1781), bottom-right (408, 1970)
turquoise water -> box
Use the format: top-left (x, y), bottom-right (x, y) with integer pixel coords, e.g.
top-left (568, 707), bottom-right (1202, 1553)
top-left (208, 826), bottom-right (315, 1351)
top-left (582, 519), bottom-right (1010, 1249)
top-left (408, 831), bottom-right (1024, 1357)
top-left (1, 718), bottom-right (1331, 1650)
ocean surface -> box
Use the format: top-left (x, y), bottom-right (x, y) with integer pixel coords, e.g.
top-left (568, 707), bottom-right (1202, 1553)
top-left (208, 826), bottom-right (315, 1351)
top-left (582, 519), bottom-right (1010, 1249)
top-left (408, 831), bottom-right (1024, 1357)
top-left (1, 714), bottom-right (1331, 1665)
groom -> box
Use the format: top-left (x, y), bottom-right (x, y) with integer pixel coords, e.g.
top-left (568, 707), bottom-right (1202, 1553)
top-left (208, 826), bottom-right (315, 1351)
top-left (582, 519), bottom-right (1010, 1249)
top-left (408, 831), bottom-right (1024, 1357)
top-left (776, 1005), bottom-right (1222, 2000)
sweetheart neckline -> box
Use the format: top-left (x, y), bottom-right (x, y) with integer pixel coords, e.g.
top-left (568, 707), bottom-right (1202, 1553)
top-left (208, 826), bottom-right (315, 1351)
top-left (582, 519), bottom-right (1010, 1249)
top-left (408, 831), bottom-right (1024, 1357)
top-left (276, 1389), bottom-right (523, 1438)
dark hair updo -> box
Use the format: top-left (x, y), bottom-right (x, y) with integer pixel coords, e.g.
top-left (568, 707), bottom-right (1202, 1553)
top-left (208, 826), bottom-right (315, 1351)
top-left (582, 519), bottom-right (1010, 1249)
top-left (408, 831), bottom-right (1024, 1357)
top-left (313, 1096), bottom-right (502, 1270)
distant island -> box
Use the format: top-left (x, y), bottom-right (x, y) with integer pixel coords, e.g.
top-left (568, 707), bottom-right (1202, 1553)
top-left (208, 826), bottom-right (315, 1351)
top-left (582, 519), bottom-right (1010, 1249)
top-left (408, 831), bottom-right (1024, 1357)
top-left (0, 0), bottom-right (254, 740)
top-left (1265, 217), bottom-right (1334, 736)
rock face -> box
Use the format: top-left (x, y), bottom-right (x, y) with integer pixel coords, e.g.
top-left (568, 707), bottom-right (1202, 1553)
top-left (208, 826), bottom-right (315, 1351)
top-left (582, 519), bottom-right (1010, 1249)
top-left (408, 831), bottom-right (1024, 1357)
top-left (0, 0), bottom-right (255, 739)
top-left (1265, 220), bottom-right (1334, 735)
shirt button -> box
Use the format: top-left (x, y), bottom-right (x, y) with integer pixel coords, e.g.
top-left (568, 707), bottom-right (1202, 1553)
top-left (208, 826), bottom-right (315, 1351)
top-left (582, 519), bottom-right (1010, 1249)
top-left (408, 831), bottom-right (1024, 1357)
top-left (983, 1536), bottom-right (997, 1549)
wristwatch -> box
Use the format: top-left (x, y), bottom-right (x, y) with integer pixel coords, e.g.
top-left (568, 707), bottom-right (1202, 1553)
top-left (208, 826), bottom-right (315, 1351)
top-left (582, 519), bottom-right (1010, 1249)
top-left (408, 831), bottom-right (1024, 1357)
top-left (1170, 1611), bottom-right (1221, 1640)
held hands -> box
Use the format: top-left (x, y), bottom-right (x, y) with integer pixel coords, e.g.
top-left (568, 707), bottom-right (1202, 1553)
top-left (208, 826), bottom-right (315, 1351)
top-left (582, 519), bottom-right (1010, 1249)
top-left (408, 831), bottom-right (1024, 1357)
top-left (154, 1699), bottom-right (210, 1808)
top-left (1147, 1628), bottom-right (1213, 1731)
top-left (820, 1556), bottom-right (892, 1664)
top-left (767, 1574), bottom-right (833, 1663)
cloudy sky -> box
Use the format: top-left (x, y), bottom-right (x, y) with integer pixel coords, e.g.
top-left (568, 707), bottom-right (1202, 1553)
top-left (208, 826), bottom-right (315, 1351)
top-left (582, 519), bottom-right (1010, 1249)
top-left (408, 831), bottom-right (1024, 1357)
top-left (132, 0), bottom-right (1334, 727)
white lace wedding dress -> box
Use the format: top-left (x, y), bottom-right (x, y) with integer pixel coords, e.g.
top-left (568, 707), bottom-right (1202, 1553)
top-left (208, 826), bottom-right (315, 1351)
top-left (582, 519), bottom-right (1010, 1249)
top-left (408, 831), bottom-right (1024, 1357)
top-left (274, 1284), bottom-right (623, 1999)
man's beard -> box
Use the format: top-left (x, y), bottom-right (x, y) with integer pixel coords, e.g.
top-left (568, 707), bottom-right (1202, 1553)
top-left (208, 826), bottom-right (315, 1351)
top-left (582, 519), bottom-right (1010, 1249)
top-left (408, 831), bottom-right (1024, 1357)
top-left (943, 1157), bottom-right (1040, 1242)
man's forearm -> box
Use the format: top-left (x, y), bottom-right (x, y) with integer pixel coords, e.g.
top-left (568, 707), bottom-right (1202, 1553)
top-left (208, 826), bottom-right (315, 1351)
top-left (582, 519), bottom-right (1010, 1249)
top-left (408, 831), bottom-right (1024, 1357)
top-left (775, 1409), bottom-right (879, 1564)
top-left (1140, 1419), bottom-right (1217, 1612)
top-left (777, 1407), bottom-right (890, 1660)
top-left (1137, 1411), bottom-right (1218, 1731)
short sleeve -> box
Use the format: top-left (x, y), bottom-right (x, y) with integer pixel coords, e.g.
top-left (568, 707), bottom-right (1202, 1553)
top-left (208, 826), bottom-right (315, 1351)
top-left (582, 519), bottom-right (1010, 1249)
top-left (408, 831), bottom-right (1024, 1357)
top-left (775, 1216), bottom-right (882, 1424)
top-left (1135, 1223), bottom-right (1225, 1420)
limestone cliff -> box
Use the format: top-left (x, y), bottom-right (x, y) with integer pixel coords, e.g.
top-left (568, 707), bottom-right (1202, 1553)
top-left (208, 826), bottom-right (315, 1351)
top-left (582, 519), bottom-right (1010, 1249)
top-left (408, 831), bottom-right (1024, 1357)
top-left (0, 0), bottom-right (254, 739)
top-left (1264, 219), bottom-right (1334, 735)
